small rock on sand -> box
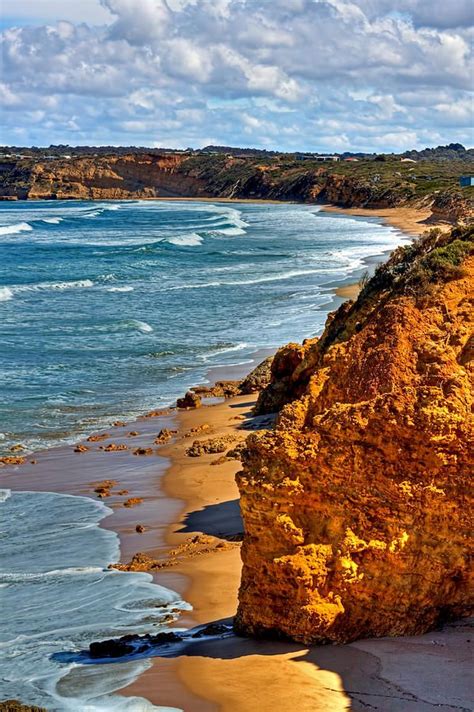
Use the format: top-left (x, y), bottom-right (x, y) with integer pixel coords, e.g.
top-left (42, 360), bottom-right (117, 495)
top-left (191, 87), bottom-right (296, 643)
top-left (186, 434), bottom-right (237, 457)
top-left (132, 447), bottom-right (153, 456)
top-left (0, 456), bottom-right (26, 465)
top-left (74, 444), bottom-right (89, 453)
top-left (87, 433), bottom-right (110, 442)
top-left (123, 497), bottom-right (144, 507)
top-left (176, 391), bottom-right (201, 409)
top-left (154, 428), bottom-right (177, 444)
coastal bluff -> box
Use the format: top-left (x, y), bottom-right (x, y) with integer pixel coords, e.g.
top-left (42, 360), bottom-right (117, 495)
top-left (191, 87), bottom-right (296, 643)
top-left (1, 152), bottom-right (472, 222)
top-left (235, 225), bottom-right (473, 644)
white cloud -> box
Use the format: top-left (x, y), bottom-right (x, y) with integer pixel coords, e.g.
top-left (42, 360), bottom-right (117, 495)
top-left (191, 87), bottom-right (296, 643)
top-left (0, 0), bottom-right (472, 150)
top-left (2, 0), bottom-right (112, 24)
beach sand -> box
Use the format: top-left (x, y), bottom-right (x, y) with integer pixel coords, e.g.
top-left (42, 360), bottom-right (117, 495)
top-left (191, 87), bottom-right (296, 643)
top-left (334, 282), bottom-right (360, 300)
top-left (320, 204), bottom-right (450, 237)
top-left (1, 208), bottom-right (470, 711)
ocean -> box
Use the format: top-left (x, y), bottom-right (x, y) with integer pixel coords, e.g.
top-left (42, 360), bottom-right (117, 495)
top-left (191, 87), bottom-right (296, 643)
top-left (0, 199), bottom-right (409, 710)
top-left (0, 199), bottom-right (409, 456)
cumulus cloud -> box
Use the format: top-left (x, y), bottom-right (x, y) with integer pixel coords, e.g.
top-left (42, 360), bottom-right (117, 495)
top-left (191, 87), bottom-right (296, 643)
top-left (0, 0), bottom-right (472, 150)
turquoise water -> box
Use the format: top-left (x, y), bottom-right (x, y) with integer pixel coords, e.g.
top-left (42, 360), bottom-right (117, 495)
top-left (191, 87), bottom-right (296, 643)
top-left (0, 199), bottom-right (408, 454)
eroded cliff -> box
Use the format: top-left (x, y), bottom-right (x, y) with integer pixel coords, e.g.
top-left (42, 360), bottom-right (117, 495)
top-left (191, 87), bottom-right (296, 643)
top-left (235, 225), bottom-right (474, 643)
top-left (1, 153), bottom-right (472, 221)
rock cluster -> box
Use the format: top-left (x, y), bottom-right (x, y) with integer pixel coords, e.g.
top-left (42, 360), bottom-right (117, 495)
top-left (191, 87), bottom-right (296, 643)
top-left (235, 226), bottom-right (474, 644)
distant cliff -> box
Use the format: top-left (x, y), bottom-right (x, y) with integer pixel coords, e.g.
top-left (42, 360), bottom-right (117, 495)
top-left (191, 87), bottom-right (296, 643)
top-left (0, 152), bottom-right (472, 222)
top-left (235, 225), bottom-right (473, 643)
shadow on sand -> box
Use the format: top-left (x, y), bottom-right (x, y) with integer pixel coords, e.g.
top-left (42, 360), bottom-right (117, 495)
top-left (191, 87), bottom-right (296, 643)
top-left (177, 499), bottom-right (243, 541)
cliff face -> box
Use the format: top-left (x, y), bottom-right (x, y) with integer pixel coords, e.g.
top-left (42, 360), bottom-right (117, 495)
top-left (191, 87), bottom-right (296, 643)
top-left (1, 153), bottom-right (472, 221)
top-left (0, 154), bottom-right (204, 200)
top-left (235, 226), bottom-right (474, 644)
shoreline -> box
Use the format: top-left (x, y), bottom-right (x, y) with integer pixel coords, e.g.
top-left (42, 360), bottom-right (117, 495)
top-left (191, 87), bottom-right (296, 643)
top-left (1, 204), bottom-right (467, 711)
top-left (319, 203), bottom-right (451, 237)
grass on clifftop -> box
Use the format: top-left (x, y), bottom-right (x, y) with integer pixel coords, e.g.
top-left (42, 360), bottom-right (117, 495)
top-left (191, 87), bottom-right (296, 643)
top-left (360, 224), bottom-right (474, 299)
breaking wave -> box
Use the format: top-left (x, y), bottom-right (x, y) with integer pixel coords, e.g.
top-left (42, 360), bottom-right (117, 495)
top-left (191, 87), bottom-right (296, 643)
top-left (0, 221), bottom-right (33, 236)
top-left (0, 286), bottom-right (13, 301)
top-left (165, 232), bottom-right (203, 247)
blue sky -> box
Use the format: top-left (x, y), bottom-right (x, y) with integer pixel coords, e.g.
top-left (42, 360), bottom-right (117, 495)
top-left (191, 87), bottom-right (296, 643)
top-left (1, 0), bottom-right (473, 151)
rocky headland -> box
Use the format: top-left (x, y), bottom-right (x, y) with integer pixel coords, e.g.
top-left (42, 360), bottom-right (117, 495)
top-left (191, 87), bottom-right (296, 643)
top-left (235, 225), bottom-right (473, 644)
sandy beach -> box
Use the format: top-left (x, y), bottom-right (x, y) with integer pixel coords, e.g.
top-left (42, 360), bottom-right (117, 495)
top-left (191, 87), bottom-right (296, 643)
top-left (320, 204), bottom-right (450, 237)
top-left (1, 207), bottom-right (470, 712)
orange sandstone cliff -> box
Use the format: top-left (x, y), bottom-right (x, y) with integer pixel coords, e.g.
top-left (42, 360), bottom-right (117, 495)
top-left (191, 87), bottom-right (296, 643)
top-left (235, 225), bottom-right (474, 644)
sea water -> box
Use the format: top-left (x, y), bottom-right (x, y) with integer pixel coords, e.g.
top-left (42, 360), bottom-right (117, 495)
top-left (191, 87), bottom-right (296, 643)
top-left (0, 488), bottom-right (187, 710)
top-left (0, 199), bottom-right (409, 455)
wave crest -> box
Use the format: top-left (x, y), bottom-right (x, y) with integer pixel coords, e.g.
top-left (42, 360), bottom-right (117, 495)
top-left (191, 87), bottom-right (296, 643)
top-left (166, 233), bottom-right (203, 247)
top-left (0, 287), bottom-right (13, 302)
top-left (0, 222), bottom-right (33, 236)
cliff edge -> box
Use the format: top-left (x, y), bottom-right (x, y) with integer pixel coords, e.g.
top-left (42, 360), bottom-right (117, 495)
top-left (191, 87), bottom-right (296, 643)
top-left (235, 225), bottom-right (473, 644)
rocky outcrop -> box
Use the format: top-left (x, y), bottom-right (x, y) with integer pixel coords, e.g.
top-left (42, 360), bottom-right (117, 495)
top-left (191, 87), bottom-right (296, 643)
top-left (431, 191), bottom-right (473, 222)
top-left (235, 225), bottom-right (473, 644)
top-left (239, 356), bottom-right (274, 394)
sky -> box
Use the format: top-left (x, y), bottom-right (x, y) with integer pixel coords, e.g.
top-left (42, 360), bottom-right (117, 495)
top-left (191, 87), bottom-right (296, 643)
top-left (1, 0), bottom-right (473, 152)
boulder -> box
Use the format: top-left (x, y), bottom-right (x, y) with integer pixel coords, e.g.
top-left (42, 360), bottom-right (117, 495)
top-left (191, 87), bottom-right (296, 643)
top-left (177, 391), bottom-right (202, 409)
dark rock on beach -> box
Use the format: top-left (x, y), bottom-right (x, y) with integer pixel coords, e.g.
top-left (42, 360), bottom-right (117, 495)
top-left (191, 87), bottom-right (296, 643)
top-left (191, 622), bottom-right (229, 638)
top-left (89, 631), bottom-right (183, 658)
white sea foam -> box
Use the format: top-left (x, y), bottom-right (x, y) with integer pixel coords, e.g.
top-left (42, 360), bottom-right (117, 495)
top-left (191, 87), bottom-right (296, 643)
top-left (204, 342), bottom-right (248, 358)
top-left (0, 286), bottom-right (13, 301)
top-left (0, 489), bottom-right (11, 503)
top-left (130, 320), bottom-right (153, 333)
top-left (42, 217), bottom-right (63, 224)
top-left (0, 221), bottom-right (33, 235)
top-left (106, 286), bottom-right (134, 292)
top-left (164, 268), bottom-right (338, 292)
top-left (214, 227), bottom-right (246, 236)
top-left (12, 279), bottom-right (94, 294)
top-left (166, 233), bottom-right (203, 247)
